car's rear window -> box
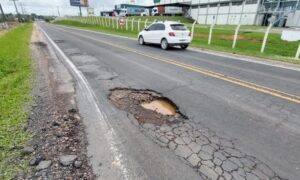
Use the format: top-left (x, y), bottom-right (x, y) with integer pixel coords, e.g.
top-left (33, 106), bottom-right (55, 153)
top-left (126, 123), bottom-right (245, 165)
top-left (170, 24), bottom-right (188, 31)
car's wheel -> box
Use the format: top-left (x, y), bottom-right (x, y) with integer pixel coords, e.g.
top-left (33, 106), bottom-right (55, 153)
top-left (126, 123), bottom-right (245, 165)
top-left (161, 39), bottom-right (169, 50)
top-left (181, 45), bottom-right (189, 49)
top-left (139, 36), bottom-right (145, 45)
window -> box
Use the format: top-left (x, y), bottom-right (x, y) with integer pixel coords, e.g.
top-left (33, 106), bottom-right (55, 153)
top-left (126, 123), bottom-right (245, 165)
top-left (170, 24), bottom-right (188, 31)
top-left (210, 3), bottom-right (218, 7)
top-left (200, 5), bottom-right (207, 8)
top-left (156, 23), bottom-right (166, 30)
top-left (220, 2), bottom-right (229, 6)
top-left (232, 1), bottom-right (243, 5)
top-left (148, 24), bottom-right (157, 31)
top-left (246, 0), bottom-right (258, 4)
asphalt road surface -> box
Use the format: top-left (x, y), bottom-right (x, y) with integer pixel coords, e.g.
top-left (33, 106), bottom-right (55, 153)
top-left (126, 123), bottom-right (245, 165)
top-left (39, 23), bottom-right (300, 180)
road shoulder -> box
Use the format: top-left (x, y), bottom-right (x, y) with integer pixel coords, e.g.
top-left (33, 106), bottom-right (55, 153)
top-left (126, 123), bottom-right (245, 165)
top-left (18, 24), bottom-right (94, 179)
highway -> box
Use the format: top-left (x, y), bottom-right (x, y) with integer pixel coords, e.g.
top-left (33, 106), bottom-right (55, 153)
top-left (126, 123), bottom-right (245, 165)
top-left (40, 23), bottom-right (300, 180)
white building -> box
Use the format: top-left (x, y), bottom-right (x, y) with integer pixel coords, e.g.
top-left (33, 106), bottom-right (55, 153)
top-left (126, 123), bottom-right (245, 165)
top-left (153, 0), bottom-right (300, 27)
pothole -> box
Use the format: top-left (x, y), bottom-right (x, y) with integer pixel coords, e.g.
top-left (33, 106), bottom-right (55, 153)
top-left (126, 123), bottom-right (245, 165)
top-left (109, 88), bottom-right (186, 125)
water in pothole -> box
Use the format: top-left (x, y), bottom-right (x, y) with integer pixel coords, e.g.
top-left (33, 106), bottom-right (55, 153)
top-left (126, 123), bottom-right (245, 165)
top-left (141, 99), bottom-right (176, 116)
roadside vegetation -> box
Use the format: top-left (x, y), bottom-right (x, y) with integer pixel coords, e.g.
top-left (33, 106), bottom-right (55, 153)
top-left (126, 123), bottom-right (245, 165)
top-left (54, 16), bottom-right (300, 64)
top-left (0, 24), bottom-right (33, 179)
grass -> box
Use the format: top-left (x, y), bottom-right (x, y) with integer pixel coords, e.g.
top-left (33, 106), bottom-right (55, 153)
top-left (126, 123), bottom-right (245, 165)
top-left (0, 23), bottom-right (33, 179)
top-left (54, 17), bottom-right (300, 64)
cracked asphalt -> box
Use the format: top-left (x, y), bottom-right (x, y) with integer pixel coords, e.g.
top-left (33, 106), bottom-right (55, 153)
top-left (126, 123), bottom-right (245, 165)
top-left (39, 23), bottom-right (300, 180)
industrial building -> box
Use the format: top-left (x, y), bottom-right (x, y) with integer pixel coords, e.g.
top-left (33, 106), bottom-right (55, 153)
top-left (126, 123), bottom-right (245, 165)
top-left (153, 0), bottom-right (300, 27)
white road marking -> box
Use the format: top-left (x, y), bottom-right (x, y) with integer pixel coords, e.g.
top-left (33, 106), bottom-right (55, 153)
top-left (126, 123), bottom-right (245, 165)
top-left (55, 24), bottom-right (300, 72)
top-left (39, 26), bottom-right (131, 180)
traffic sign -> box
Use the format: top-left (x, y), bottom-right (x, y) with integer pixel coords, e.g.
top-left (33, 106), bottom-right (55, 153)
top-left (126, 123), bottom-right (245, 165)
top-left (119, 17), bottom-right (126, 26)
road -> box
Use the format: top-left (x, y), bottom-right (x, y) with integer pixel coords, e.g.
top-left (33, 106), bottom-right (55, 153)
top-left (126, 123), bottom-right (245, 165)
top-left (39, 23), bottom-right (300, 180)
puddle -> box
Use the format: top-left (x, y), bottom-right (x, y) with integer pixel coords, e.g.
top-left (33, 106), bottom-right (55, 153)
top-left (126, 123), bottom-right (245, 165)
top-left (109, 88), bottom-right (185, 125)
top-left (142, 99), bottom-right (176, 116)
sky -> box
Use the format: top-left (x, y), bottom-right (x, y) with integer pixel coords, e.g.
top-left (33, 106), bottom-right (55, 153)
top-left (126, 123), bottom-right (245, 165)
top-left (1, 0), bottom-right (153, 16)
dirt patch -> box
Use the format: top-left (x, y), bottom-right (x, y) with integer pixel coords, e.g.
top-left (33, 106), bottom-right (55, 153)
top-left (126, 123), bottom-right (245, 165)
top-left (109, 88), bottom-right (185, 125)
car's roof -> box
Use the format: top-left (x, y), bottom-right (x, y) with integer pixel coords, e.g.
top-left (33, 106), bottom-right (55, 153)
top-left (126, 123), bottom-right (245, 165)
top-left (155, 21), bottom-right (184, 25)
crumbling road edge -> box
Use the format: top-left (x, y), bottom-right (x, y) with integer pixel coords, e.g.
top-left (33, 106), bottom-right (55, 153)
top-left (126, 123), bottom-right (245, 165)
top-left (38, 25), bottom-right (132, 180)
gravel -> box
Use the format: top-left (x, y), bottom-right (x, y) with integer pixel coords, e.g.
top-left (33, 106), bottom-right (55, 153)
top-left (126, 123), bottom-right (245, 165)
top-left (36, 161), bottom-right (52, 171)
top-left (59, 155), bottom-right (77, 166)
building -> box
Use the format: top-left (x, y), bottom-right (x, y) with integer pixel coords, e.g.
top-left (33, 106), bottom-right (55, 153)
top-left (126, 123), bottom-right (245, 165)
top-left (153, 0), bottom-right (300, 27)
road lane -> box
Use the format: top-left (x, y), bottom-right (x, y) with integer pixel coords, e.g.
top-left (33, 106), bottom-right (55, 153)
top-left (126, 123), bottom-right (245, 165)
top-left (40, 23), bottom-right (300, 179)
top-left (56, 24), bottom-right (300, 97)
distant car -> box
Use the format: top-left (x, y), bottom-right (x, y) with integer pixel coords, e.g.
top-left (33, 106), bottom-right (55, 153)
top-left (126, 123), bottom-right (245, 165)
top-left (138, 21), bottom-right (191, 50)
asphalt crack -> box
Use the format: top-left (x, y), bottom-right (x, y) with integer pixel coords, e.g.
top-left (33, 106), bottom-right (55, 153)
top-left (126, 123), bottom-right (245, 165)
top-left (109, 88), bottom-right (284, 180)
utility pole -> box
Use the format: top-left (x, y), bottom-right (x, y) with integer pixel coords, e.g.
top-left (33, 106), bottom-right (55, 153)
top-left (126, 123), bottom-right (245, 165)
top-left (10, 0), bottom-right (20, 21)
top-left (20, 3), bottom-right (25, 15)
top-left (197, 0), bottom-right (200, 23)
top-left (0, 3), bottom-right (6, 21)
top-left (10, 0), bottom-right (19, 14)
top-left (57, 6), bottom-right (60, 17)
top-left (79, 5), bottom-right (82, 16)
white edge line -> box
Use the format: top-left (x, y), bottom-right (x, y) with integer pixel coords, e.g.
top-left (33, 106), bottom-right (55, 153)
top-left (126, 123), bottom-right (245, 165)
top-left (39, 25), bottom-right (130, 180)
top-left (55, 24), bottom-right (300, 72)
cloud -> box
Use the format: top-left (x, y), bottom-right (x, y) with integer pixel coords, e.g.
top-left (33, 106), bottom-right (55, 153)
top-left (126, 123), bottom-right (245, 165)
top-left (1, 0), bottom-right (153, 16)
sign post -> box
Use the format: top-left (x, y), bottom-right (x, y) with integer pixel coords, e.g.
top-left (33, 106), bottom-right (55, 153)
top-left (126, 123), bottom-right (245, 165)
top-left (79, 5), bottom-right (82, 16)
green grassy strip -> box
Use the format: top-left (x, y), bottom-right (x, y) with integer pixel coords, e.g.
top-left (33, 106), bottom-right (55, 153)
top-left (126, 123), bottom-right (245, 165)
top-left (0, 24), bottom-right (33, 179)
top-left (54, 19), bottom-right (300, 64)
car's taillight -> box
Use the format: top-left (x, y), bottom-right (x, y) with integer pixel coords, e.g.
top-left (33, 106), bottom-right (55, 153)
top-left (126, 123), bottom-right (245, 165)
top-left (169, 32), bottom-right (175, 37)
top-left (188, 32), bottom-right (191, 36)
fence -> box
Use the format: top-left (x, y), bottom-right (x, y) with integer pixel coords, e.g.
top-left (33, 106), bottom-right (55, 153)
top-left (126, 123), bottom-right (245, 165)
top-left (60, 16), bottom-right (300, 60)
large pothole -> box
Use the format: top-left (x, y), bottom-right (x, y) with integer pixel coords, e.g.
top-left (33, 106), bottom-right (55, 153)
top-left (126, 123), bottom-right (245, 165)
top-left (109, 88), bottom-right (283, 180)
top-left (109, 88), bottom-right (185, 125)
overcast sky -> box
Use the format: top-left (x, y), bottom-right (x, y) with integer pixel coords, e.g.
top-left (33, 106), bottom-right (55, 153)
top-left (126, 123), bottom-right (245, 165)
top-left (1, 0), bottom-right (153, 16)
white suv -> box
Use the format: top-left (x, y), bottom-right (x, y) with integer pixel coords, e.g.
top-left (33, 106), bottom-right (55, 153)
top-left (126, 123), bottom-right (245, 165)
top-left (138, 21), bottom-right (191, 50)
